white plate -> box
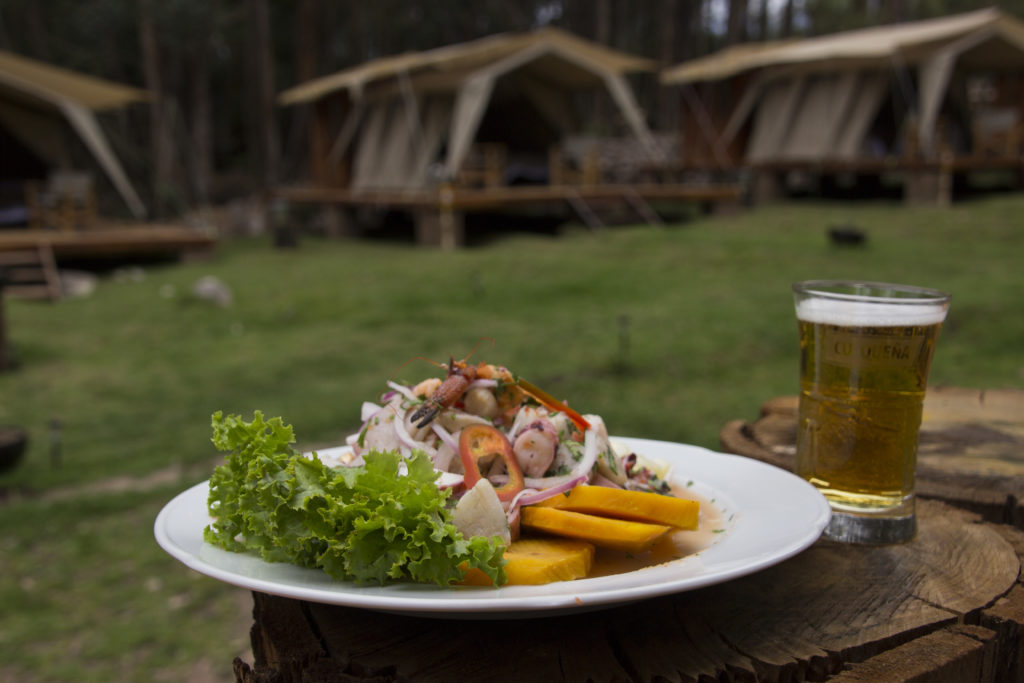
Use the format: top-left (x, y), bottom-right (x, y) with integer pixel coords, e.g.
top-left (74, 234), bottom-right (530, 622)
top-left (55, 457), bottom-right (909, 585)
top-left (154, 437), bottom-right (830, 618)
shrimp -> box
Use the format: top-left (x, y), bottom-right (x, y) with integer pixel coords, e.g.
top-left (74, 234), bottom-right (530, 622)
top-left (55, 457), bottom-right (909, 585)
top-left (513, 419), bottom-right (559, 477)
top-left (408, 357), bottom-right (479, 428)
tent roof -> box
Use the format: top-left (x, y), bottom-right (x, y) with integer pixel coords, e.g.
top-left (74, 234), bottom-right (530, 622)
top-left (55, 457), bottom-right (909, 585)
top-left (662, 7), bottom-right (1024, 84)
top-left (660, 40), bottom-right (797, 85)
top-left (0, 51), bottom-right (148, 219)
top-left (0, 50), bottom-right (149, 111)
top-left (279, 26), bottom-right (656, 106)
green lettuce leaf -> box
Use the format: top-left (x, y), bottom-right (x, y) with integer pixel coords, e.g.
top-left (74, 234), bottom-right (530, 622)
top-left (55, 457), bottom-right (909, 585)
top-left (203, 411), bottom-right (506, 586)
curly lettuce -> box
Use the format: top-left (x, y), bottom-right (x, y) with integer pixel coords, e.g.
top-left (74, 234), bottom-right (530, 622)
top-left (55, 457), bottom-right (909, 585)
top-left (203, 411), bottom-right (506, 587)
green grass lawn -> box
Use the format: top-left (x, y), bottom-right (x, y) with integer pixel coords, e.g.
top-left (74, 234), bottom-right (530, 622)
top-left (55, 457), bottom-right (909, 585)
top-left (1, 196), bottom-right (1022, 681)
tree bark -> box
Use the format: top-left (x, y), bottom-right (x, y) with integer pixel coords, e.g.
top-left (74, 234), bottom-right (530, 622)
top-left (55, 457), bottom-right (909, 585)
top-left (592, 0), bottom-right (613, 133)
top-left (23, 1), bottom-right (50, 61)
top-left (247, 0), bottom-right (279, 190)
top-left (656, 0), bottom-right (679, 131)
top-left (779, 0), bottom-right (794, 37)
top-left (282, 0), bottom-right (318, 182)
top-left (138, 0), bottom-right (174, 217)
top-left (755, 0), bottom-right (769, 40)
top-left (726, 0), bottom-right (748, 45)
top-left (190, 44), bottom-right (213, 206)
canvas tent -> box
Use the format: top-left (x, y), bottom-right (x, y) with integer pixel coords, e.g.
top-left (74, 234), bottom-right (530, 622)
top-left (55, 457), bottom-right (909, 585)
top-left (277, 27), bottom-right (660, 192)
top-left (0, 50), bottom-right (148, 219)
top-left (661, 8), bottom-right (1024, 169)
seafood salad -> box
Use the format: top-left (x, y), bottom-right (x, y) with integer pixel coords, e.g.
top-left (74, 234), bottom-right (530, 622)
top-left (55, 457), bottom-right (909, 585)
top-left (345, 360), bottom-right (671, 515)
top-left (341, 359), bottom-right (704, 579)
top-left (204, 356), bottom-right (703, 588)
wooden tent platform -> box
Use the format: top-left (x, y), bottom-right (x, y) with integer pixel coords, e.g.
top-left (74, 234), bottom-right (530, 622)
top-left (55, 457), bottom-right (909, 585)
top-left (0, 223), bottom-right (216, 261)
top-left (274, 182), bottom-right (743, 247)
top-left (278, 182), bottom-right (742, 209)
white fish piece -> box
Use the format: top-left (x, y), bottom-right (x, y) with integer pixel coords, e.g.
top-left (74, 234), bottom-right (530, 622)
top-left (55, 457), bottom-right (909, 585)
top-left (451, 479), bottom-right (511, 544)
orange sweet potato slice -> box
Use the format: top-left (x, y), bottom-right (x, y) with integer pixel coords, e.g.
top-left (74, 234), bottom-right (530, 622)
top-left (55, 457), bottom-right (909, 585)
top-left (538, 485), bottom-right (699, 530)
top-left (521, 506), bottom-right (670, 553)
top-left (459, 538), bottom-right (595, 586)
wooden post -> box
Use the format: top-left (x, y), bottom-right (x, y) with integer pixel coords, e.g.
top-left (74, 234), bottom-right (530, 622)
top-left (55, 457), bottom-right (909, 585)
top-left (320, 205), bottom-right (357, 239)
top-left (0, 273), bottom-right (9, 373)
top-left (751, 169), bottom-right (783, 204)
top-left (270, 198), bottom-right (298, 248)
top-left (437, 183), bottom-right (462, 250)
top-left (904, 166), bottom-right (952, 206)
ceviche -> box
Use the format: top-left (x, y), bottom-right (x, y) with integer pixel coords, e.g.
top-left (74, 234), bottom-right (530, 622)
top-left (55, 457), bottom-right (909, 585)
top-left (204, 358), bottom-right (707, 588)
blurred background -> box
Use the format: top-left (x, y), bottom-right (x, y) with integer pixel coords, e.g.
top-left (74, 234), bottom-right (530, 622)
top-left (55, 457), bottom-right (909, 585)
top-left (1, 1), bottom-right (1023, 681)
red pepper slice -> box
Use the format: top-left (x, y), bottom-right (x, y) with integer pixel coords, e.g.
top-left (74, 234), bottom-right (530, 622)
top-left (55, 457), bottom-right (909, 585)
top-left (459, 424), bottom-right (524, 501)
top-left (516, 378), bottom-right (591, 433)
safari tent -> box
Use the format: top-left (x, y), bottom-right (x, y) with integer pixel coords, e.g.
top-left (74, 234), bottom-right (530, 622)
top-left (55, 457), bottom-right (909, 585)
top-left (661, 8), bottom-right (1024, 203)
top-left (276, 27), bottom-right (739, 246)
top-left (0, 50), bottom-right (148, 221)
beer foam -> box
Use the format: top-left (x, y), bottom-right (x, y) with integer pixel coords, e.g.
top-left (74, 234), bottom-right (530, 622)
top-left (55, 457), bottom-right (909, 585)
top-left (797, 297), bottom-right (948, 326)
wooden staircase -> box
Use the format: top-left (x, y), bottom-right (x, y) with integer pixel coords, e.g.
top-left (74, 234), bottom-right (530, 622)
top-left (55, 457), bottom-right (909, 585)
top-left (0, 245), bottom-right (62, 300)
top-left (565, 190), bottom-right (664, 230)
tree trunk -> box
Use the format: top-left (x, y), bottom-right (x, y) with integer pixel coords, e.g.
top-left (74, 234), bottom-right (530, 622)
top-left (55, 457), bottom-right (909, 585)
top-left (780, 0), bottom-right (794, 37)
top-left (755, 0), bottom-right (769, 40)
top-left (190, 46), bottom-right (213, 206)
top-left (592, 0), bottom-right (612, 133)
top-left (247, 0), bottom-right (278, 190)
top-left (677, 1), bottom-right (700, 62)
top-left (282, 0), bottom-right (318, 182)
top-left (656, 0), bottom-right (679, 131)
top-left (726, 0), bottom-right (748, 45)
top-left (23, 1), bottom-right (50, 61)
top-left (881, 0), bottom-right (910, 24)
top-left (138, 0), bottom-right (174, 218)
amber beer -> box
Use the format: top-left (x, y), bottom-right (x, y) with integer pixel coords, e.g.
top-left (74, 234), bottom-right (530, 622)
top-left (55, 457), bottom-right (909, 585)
top-left (793, 281), bottom-right (950, 544)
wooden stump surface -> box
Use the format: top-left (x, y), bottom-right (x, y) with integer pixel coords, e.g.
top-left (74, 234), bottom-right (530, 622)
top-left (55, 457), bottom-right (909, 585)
top-left (235, 498), bottom-right (1024, 682)
top-left (720, 387), bottom-right (1024, 528)
top-left (232, 386), bottom-right (1024, 682)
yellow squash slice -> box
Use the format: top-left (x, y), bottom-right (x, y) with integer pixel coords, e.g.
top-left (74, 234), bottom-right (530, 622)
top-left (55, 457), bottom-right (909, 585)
top-left (521, 506), bottom-right (670, 553)
top-left (538, 485), bottom-right (699, 530)
top-left (459, 538), bottom-right (595, 586)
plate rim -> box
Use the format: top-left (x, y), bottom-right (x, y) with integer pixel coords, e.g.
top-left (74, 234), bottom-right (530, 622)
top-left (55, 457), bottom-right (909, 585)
top-left (154, 437), bottom-right (830, 616)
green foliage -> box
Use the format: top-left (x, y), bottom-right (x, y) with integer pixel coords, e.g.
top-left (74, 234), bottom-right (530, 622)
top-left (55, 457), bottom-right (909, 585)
top-left (0, 197), bottom-right (1022, 680)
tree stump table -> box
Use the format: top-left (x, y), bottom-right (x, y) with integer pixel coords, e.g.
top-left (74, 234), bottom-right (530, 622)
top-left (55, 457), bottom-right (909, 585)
top-left (720, 387), bottom-right (1024, 528)
top-left (233, 387), bottom-right (1024, 682)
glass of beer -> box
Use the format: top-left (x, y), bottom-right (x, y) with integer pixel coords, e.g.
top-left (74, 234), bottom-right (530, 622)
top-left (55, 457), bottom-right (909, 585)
top-left (793, 280), bottom-right (950, 544)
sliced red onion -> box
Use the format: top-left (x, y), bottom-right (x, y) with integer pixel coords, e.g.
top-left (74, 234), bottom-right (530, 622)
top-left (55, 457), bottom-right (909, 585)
top-left (348, 402), bottom-right (393, 455)
top-left (506, 503), bottom-right (521, 527)
top-left (519, 476), bottom-right (585, 505)
top-left (504, 475), bottom-right (586, 523)
top-left (591, 473), bottom-right (623, 489)
top-left (360, 401), bottom-right (383, 422)
top-left (429, 422), bottom-right (457, 471)
top-left (467, 378), bottom-right (498, 389)
top-left (435, 471), bottom-right (464, 489)
top-left (386, 380), bottom-right (420, 403)
top-left (392, 414), bottom-right (425, 454)
top-left (505, 406), bottom-right (533, 441)
top-left (431, 423), bottom-right (458, 453)
top-left (507, 487), bottom-right (539, 512)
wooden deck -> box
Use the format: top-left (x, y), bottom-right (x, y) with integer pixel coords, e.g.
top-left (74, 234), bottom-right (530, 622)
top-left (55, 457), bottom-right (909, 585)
top-left (274, 182), bottom-right (744, 247)
top-left (0, 223), bottom-right (216, 261)
top-left (275, 182), bottom-right (741, 210)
